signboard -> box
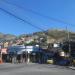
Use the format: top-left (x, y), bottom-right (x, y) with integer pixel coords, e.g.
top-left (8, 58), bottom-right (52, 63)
top-left (25, 46), bottom-right (34, 53)
top-left (1, 48), bottom-right (7, 54)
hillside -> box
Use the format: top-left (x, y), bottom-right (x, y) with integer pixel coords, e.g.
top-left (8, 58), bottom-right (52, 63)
top-left (0, 33), bottom-right (16, 42)
top-left (33, 29), bottom-right (75, 42)
top-left (0, 29), bottom-right (75, 43)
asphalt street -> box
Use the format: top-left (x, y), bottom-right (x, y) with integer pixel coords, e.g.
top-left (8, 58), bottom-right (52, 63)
top-left (0, 63), bottom-right (75, 75)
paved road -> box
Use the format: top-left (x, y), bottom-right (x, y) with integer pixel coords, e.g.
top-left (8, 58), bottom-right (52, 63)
top-left (0, 63), bottom-right (75, 75)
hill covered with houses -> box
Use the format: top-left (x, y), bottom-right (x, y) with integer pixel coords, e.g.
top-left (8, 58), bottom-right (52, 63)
top-left (0, 29), bottom-right (75, 48)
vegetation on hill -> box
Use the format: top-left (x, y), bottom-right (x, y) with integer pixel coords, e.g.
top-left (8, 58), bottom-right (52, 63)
top-left (0, 29), bottom-right (75, 43)
top-left (0, 33), bottom-right (16, 42)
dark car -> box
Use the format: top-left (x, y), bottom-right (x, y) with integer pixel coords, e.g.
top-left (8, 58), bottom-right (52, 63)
top-left (57, 59), bottom-right (70, 66)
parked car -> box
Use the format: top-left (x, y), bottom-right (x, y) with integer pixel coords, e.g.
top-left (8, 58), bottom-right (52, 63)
top-left (58, 59), bottom-right (70, 66)
top-left (47, 59), bottom-right (54, 64)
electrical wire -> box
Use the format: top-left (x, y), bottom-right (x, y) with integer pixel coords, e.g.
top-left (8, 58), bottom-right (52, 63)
top-left (2, 0), bottom-right (73, 26)
top-left (1, 0), bottom-right (50, 29)
top-left (0, 7), bottom-right (45, 32)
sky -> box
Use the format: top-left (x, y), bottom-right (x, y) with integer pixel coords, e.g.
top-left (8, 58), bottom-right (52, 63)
top-left (0, 0), bottom-right (75, 35)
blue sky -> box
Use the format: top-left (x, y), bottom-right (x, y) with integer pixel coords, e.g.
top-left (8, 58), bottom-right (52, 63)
top-left (0, 0), bottom-right (75, 35)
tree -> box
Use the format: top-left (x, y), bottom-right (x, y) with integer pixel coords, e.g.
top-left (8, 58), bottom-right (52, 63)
top-left (24, 41), bottom-right (36, 46)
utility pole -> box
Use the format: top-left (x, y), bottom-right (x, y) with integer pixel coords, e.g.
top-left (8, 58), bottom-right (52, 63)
top-left (66, 26), bottom-right (72, 65)
top-left (25, 46), bottom-right (27, 63)
top-left (68, 30), bottom-right (71, 57)
top-left (66, 26), bottom-right (71, 56)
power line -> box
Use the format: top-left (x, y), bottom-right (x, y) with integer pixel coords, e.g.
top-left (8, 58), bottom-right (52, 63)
top-left (1, 0), bottom-right (50, 29)
top-left (0, 1), bottom-right (73, 35)
top-left (2, 0), bottom-right (74, 26)
top-left (0, 7), bottom-right (45, 31)
top-left (0, 1), bottom-right (69, 33)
